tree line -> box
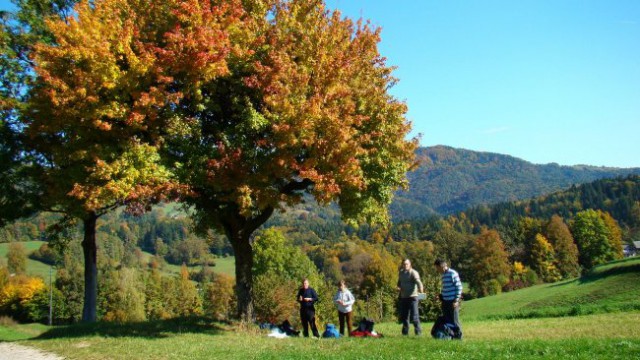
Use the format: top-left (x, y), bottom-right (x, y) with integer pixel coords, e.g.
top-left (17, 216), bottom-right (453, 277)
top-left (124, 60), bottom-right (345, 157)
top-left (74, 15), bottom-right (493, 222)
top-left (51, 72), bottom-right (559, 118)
top-left (1, 169), bottom-right (634, 325)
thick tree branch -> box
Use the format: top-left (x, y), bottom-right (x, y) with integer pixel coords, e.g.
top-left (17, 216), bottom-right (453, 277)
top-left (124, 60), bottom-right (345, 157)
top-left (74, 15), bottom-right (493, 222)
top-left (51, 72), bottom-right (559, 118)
top-left (280, 178), bottom-right (313, 195)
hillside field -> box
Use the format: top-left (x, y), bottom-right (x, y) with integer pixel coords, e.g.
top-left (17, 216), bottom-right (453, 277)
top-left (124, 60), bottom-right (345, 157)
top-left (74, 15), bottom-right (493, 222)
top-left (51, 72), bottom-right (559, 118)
top-left (462, 257), bottom-right (640, 320)
top-left (0, 241), bottom-right (52, 280)
top-left (0, 241), bottom-right (237, 279)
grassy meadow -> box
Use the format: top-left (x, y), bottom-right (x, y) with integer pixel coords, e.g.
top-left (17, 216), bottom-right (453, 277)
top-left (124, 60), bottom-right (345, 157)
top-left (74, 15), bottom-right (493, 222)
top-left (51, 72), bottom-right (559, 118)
top-left (138, 250), bottom-right (236, 278)
top-left (0, 241), bottom-right (52, 280)
top-left (0, 258), bottom-right (639, 359)
top-left (462, 257), bottom-right (640, 320)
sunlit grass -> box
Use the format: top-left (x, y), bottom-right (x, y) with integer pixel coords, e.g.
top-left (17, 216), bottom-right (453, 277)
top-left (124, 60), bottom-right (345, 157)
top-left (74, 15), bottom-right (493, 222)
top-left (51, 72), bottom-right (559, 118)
top-left (462, 257), bottom-right (640, 321)
top-left (2, 312), bottom-right (638, 360)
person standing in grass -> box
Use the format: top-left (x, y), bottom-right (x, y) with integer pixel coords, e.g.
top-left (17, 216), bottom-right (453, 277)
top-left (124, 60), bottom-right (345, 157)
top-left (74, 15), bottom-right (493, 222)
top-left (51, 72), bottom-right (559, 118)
top-left (397, 259), bottom-right (424, 335)
top-left (297, 278), bottom-right (320, 338)
top-left (434, 258), bottom-right (463, 339)
top-left (333, 279), bottom-right (356, 336)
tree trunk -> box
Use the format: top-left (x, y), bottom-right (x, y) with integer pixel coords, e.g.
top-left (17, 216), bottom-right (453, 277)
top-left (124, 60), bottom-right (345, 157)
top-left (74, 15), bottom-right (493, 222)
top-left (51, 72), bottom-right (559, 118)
top-left (223, 206), bottom-right (273, 323)
top-left (231, 231), bottom-right (254, 322)
top-left (81, 214), bottom-right (98, 322)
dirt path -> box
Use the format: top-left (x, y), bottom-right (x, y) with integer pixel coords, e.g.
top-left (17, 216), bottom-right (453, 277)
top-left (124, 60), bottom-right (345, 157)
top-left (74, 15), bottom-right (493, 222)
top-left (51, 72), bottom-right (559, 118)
top-left (0, 342), bottom-right (64, 360)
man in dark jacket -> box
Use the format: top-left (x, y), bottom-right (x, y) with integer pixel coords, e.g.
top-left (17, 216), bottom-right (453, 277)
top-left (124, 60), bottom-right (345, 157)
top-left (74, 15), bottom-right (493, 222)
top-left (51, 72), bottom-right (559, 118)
top-left (297, 278), bottom-right (320, 337)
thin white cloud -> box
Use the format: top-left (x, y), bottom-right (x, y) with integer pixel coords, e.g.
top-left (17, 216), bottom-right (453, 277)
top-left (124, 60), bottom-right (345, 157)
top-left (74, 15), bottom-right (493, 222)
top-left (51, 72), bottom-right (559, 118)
top-left (482, 126), bottom-right (510, 135)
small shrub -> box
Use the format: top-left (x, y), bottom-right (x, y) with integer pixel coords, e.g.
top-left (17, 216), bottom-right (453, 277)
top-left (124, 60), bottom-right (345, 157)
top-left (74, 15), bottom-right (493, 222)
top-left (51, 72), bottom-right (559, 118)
top-left (0, 274), bottom-right (46, 322)
top-left (485, 279), bottom-right (503, 296)
top-left (203, 273), bottom-right (236, 321)
top-left (0, 315), bottom-right (17, 326)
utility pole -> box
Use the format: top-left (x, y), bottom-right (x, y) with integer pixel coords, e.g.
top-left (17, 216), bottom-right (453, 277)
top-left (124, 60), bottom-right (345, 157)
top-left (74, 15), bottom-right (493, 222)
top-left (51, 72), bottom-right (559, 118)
top-left (49, 264), bottom-right (53, 326)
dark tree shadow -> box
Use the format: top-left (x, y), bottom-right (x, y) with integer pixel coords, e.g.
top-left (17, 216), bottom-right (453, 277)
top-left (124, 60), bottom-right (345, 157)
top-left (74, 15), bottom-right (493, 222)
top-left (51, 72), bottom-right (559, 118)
top-left (547, 261), bottom-right (640, 288)
top-left (34, 317), bottom-right (227, 340)
top-left (578, 263), bottom-right (640, 284)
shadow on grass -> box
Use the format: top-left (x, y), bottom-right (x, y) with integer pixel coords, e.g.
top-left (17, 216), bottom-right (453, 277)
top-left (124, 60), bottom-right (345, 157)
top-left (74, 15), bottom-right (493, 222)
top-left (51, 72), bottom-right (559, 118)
top-left (579, 263), bottom-right (640, 284)
top-left (34, 317), bottom-right (226, 340)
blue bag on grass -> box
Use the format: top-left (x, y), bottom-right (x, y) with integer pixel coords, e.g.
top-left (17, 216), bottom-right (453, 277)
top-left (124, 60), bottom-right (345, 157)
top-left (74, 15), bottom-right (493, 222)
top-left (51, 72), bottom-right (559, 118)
top-left (322, 323), bottom-right (340, 338)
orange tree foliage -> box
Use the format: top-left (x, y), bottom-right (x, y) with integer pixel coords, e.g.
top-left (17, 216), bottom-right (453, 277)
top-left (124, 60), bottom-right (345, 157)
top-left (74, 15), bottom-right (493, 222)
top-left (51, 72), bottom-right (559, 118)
top-left (26, 0), bottom-right (187, 217)
top-left (468, 229), bottom-right (511, 297)
top-left (160, 0), bottom-right (417, 320)
top-left (544, 215), bottom-right (580, 279)
top-left (24, 0), bottom-right (415, 322)
top-left (22, 0), bottom-right (197, 321)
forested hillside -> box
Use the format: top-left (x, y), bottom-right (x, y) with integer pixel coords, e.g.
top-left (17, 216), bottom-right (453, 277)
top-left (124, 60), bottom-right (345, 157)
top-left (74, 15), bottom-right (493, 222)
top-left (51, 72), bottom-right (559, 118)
top-left (391, 146), bottom-right (640, 218)
top-left (460, 175), bottom-right (640, 232)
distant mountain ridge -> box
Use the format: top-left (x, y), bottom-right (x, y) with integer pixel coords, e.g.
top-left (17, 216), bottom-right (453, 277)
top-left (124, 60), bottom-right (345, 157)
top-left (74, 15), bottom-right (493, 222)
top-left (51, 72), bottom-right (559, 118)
top-left (390, 145), bottom-right (640, 219)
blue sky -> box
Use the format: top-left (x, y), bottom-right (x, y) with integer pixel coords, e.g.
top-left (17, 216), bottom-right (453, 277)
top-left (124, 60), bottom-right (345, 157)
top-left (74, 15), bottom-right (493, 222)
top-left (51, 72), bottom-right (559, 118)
top-left (2, 1), bottom-right (639, 167)
top-left (325, 0), bottom-right (640, 168)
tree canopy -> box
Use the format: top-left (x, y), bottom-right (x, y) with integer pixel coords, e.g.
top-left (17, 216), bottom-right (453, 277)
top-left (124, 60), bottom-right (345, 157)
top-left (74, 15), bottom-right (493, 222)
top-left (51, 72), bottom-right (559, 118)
top-left (159, 0), bottom-right (416, 320)
top-left (7, 0), bottom-right (416, 321)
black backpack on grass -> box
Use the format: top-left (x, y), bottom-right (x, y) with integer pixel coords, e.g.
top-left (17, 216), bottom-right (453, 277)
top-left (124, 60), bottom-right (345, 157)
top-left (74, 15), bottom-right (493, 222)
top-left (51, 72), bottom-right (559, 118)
top-left (357, 318), bottom-right (375, 333)
top-left (278, 320), bottom-right (300, 337)
top-left (430, 316), bottom-right (461, 340)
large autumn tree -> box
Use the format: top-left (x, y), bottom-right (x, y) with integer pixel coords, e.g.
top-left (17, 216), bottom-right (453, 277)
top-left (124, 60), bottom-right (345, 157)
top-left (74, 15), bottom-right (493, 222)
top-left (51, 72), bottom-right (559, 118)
top-left (1, 0), bottom-right (79, 225)
top-left (163, 0), bottom-right (417, 321)
top-left (20, 0), bottom-right (414, 323)
top-left (21, 0), bottom-right (192, 321)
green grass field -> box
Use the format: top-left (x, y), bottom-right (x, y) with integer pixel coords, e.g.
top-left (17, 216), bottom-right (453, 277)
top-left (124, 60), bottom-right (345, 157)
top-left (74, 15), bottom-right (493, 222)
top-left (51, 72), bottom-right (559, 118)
top-left (0, 257), bottom-right (639, 359)
top-left (0, 312), bottom-right (637, 359)
top-left (462, 257), bottom-right (640, 321)
top-left (138, 250), bottom-right (236, 277)
top-left (211, 256), bottom-right (235, 277)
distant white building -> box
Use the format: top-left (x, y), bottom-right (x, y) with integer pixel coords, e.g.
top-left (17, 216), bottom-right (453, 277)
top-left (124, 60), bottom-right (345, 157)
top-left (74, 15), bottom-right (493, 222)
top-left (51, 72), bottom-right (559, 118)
top-left (624, 241), bottom-right (640, 257)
